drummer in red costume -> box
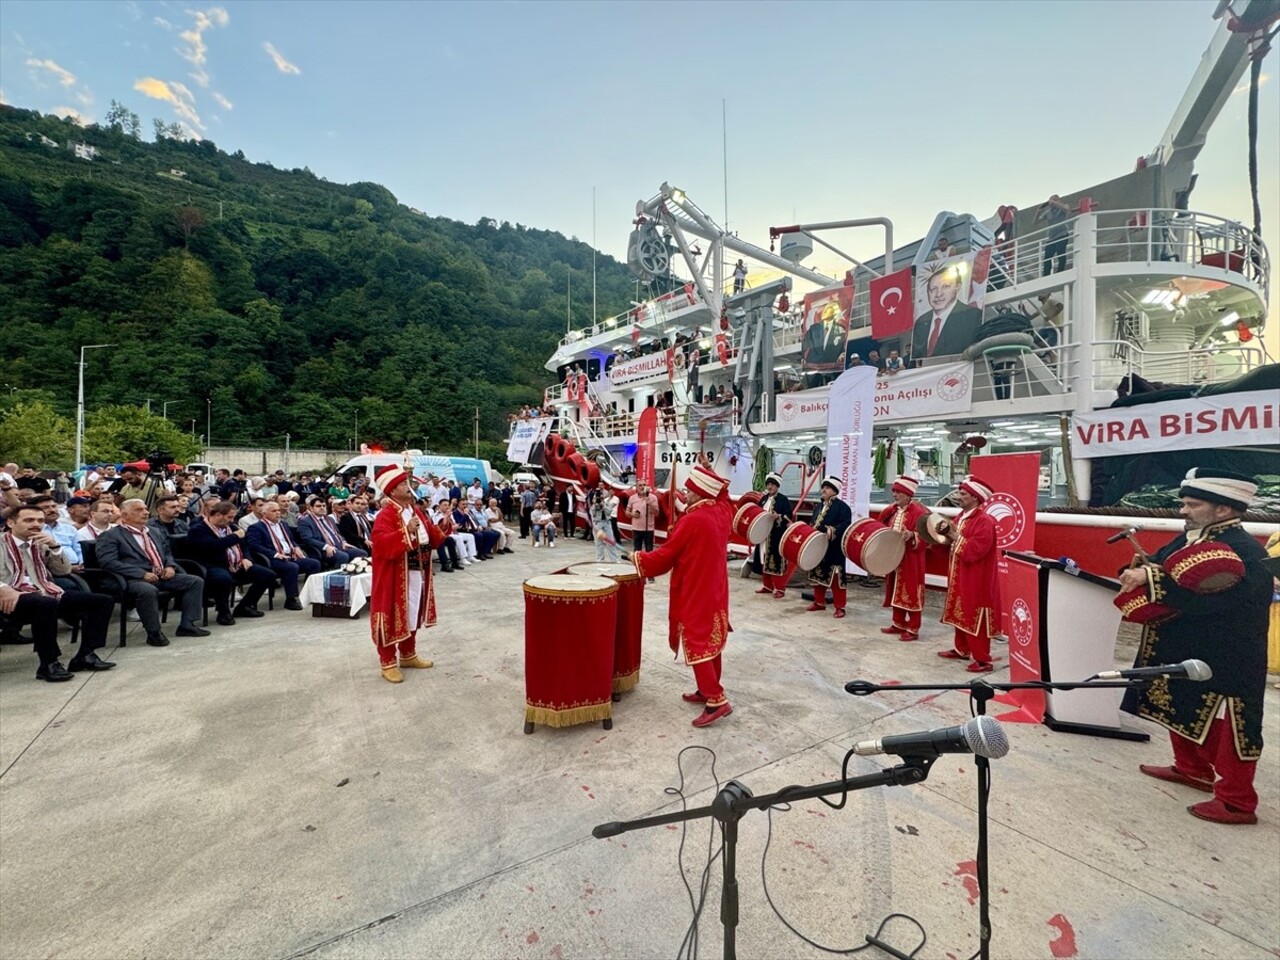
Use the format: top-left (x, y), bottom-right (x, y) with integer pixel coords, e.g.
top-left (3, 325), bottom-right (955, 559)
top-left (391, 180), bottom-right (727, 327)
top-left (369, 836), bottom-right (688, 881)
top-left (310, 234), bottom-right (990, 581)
top-left (937, 475), bottom-right (999, 673)
top-left (633, 459), bottom-right (735, 728)
top-left (369, 463), bottom-right (448, 684)
top-left (879, 475), bottom-right (929, 641)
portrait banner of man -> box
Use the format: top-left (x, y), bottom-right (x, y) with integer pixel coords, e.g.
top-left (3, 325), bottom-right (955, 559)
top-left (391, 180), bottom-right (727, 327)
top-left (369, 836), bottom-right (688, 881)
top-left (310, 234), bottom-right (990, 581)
top-left (911, 254), bottom-right (987, 364)
top-left (800, 282), bottom-right (854, 372)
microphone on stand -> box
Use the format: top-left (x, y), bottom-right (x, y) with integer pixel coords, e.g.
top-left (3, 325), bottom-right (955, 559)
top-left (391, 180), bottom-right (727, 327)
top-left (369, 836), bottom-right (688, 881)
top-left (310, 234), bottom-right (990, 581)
top-left (1105, 525), bottom-right (1141, 545)
top-left (852, 715), bottom-right (1009, 760)
top-left (1091, 659), bottom-right (1211, 682)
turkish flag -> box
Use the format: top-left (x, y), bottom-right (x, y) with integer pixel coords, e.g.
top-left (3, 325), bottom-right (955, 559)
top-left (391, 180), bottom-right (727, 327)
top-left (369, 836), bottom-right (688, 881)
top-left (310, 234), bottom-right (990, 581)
top-left (665, 347), bottom-right (675, 382)
top-left (577, 373), bottom-right (590, 415)
top-left (968, 247), bottom-right (993, 309)
top-left (714, 333), bottom-right (730, 365)
top-left (869, 267), bottom-right (914, 340)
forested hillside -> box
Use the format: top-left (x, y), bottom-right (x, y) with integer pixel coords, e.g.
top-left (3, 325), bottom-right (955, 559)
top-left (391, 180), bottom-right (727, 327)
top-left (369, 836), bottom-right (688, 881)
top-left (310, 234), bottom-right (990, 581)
top-left (0, 104), bottom-right (634, 462)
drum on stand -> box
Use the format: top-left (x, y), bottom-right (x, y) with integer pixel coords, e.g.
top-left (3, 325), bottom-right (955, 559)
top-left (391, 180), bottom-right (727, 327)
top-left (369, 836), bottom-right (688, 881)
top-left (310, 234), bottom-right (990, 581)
top-left (842, 518), bottom-right (906, 577)
top-left (780, 522), bottom-right (826, 572)
top-left (732, 502), bottom-right (772, 545)
top-left (523, 574), bottom-right (618, 734)
top-left (568, 561), bottom-right (644, 696)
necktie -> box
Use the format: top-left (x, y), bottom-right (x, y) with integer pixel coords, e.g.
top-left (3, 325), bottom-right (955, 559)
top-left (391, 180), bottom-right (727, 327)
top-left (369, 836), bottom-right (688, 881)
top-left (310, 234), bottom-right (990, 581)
top-left (130, 527), bottom-right (164, 574)
top-left (927, 316), bottom-right (943, 356)
top-left (17, 543), bottom-right (38, 593)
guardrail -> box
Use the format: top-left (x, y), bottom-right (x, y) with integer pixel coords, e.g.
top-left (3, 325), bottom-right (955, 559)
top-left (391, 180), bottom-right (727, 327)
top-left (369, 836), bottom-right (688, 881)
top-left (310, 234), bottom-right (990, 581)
top-left (1089, 339), bottom-right (1267, 393)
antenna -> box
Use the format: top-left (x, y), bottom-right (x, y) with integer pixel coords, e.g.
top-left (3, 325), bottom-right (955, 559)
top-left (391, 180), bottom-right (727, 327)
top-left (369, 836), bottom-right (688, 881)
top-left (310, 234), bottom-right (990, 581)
top-left (592, 186), bottom-right (598, 328)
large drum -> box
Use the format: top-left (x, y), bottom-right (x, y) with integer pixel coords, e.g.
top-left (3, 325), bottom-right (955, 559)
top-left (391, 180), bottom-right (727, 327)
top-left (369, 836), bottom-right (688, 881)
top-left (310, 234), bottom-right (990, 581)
top-left (732, 502), bottom-right (772, 545)
top-left (842, 518), bottom-right (906, 576)
top-left (523, 575), bottom-right (617, 733)
top-left (568, 561), bottom-right (644, 694)
top-left (780, 522), bottom-right (826, 571)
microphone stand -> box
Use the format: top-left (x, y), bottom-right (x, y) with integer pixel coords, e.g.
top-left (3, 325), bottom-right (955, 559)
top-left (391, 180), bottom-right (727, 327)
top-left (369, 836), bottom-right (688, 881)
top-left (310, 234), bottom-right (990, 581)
top-left (592, 758), bottom-right (937, 960)
top-left (844, 676), bottom-right (1156, 960)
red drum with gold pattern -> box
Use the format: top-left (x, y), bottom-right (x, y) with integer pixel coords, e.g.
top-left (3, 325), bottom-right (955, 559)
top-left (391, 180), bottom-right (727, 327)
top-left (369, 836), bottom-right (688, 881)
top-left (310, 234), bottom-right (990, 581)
top-left (568, 561), bottom-right (644, 694)
top-left (732, 502), bottom-right (772, 545)
top-left (523, 575), bottom-right (617, 733)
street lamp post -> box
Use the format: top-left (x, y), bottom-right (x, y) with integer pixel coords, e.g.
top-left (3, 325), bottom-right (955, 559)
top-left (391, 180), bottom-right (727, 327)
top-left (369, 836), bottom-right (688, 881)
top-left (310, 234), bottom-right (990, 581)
top-left (206, 398), bottom-right (212, 452)
top-left (75, 343), bottom-right (114, 472)
top-left (162, 400), bottom-right (182, 419)
top-left (354, 408), bottom-right (359, 452)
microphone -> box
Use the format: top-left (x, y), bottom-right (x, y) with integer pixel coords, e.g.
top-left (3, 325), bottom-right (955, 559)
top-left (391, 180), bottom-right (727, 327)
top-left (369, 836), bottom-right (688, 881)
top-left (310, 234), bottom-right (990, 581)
top-left (852, 715), bottom-right (1009, 760)
top-left (592, 822), bottom-right (624, 839)
top-left (1093, 659), bottom-right (1212, 682)
top-left (1105, 526), bottom-right (1140, 544)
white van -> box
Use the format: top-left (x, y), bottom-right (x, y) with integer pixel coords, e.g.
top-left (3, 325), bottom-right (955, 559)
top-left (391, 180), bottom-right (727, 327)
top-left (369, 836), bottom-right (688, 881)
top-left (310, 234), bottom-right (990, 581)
top-left (329, 451), bottom-right (496, 495)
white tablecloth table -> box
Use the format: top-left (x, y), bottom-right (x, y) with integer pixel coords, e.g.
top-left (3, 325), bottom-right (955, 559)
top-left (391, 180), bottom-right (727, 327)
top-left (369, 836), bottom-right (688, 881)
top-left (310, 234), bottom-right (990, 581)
top-left (299, 571), bottom-right (373, 618)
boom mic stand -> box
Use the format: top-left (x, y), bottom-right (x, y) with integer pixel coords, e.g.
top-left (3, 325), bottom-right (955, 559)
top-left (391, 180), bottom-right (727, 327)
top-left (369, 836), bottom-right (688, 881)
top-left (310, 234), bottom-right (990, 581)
top-left (592, 758), bottom-right (936, 960)
top-left (844, 676), bottom-right (1157, 960)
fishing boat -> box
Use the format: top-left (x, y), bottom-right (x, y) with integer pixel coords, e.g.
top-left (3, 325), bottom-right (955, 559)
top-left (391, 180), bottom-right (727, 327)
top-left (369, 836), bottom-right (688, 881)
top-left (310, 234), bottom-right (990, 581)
top-left (509, 0), bottom-right (1280, 576)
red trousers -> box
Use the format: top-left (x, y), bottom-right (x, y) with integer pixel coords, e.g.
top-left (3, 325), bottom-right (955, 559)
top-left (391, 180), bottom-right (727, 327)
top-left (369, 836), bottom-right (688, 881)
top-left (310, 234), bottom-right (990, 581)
top-left (813, 584), bottom-right (847, 611)
top-left (891, 607), bottom-right (922, 632)
top-left (691, 655), bottom-right (726, 707)
top-left (762, 572), bottom-right (788, 593)
top-left (378, 632), bottom-right (419, 667)
top-left (953, 626), bottom-right (991, 665)
top-left (1170, 719), bottom-right (1259, 813)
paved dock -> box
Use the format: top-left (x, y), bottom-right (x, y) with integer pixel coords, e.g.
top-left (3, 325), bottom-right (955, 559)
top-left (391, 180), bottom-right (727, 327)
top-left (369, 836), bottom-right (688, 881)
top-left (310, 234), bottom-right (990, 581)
top-left (1, 536), bottom-right (1277, 959)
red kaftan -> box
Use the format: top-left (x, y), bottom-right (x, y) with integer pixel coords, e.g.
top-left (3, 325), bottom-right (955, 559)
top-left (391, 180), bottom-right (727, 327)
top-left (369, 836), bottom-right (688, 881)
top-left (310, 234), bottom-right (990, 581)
top-left (879, 500), bottom-right (929, 613)
top-left (633, 496), bottom-right (732, 665)
top-left (940, 508), bottom-right (999, 635)
top-left (370, 503), bottom-right (446, 649)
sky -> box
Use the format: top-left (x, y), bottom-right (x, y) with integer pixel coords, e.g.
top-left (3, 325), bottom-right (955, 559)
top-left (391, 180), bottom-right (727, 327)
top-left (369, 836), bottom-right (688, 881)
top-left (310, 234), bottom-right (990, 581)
top-left (1, 0), bottom-right (1276, 350)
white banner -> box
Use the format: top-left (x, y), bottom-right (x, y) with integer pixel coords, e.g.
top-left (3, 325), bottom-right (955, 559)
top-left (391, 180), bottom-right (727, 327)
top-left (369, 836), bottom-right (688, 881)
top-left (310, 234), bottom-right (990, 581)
top-left (827, 367), bottom-right (877, 572)
top-left (1071, 389), bottom-right (1279, 458)
top-left (775, 361), bottom-right (973, 430)
top-left (609, 352), bottom-right (670, 386)
top-left (505, 418), bottom-right (552, 464)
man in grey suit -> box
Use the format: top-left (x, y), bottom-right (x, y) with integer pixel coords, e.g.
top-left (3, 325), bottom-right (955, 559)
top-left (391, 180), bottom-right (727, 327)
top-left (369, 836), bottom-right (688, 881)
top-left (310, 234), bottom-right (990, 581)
top-left (96, 499), bottom-right (209, 647)
top-left (911, 268), bottom-right (984, 363)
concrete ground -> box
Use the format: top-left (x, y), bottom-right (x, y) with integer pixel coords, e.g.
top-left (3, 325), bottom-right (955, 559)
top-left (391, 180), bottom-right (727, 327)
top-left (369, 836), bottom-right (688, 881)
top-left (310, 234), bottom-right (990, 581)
top-left (1, 535), bottom-right (1277, 960)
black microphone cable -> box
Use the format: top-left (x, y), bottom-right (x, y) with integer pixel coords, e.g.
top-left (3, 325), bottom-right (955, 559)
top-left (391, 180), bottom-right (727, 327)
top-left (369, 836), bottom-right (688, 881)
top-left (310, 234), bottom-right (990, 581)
top-left (668, 745), bottom-right (724, 960)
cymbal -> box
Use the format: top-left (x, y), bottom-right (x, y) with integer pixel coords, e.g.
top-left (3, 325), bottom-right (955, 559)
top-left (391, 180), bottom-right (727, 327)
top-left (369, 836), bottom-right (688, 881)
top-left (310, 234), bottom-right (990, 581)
top-left (915, 512), bottom-right (953, 546)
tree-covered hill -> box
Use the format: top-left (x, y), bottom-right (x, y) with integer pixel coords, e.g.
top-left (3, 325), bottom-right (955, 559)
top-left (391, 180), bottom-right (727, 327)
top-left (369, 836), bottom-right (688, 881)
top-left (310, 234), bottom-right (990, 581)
top-left (0, 104), bottom-right (635, 462)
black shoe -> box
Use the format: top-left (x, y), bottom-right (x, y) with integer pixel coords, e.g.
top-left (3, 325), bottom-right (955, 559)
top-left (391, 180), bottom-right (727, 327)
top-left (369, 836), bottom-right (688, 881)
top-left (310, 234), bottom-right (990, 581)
top-left (175, 624), bottom-right (212, 637)
top-left (232, 605), bottom-right (265, 619)
top-left (438, 564), bottom-right (453, 573)
top-left (146, 632), bottom-right (171, 647)
top-left (37, 661), bottom-right (75, 682)
top-left (502, 548), bottom-right (514, 554)
top-left (69, 652), bottom-right (116, 671)
top-left (216, 613), bottom-right (237, 626)
top-left (284, 598), bottom-right (303, 611)
top-left (478, 554), bottom-right (491, 561)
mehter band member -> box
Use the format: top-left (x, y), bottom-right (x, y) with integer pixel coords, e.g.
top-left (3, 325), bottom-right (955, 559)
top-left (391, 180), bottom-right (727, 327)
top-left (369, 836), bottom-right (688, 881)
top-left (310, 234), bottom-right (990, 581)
top-left (937, 475), bottom-right (999, 673)
top-left (755, 472), bottom-right (792, 599)
top-left (806, 477), bottom-right (853, 619)
top-left (633, 460), bottom-right (734, 728)
top-left (1124, 468), bottom-right (1269, 825)
top-left (880, 475), bottom-right (929, 641)
top-left (369, 464), bottom-right (447, 684)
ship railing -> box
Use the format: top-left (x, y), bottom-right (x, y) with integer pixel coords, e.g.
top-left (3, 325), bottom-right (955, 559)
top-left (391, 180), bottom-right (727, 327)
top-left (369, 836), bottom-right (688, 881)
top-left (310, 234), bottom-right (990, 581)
top-left (1093, 208), bottom-right (1270, 299)
top-left (556, 283), bottom-right (710, 350)
top-left (1089, 339), bottom-right (1267, 394)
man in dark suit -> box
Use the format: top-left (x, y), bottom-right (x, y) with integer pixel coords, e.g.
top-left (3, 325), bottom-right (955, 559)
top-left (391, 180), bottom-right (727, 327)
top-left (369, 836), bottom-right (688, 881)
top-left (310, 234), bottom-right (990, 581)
top-left (339, 494), bottom-right (374, 554)
top-left (245, 500), bottom-right (320, 610)
top-left (802, 301), bottom-right (848, 370)
top-left (96, 499), bottom-right (209, 647)
top-left (911, 268), bottom-right (984, 363)
top-left (297, 496), bottom-right (368, 569)
top-left (185, 501), bottom-right (276, 625)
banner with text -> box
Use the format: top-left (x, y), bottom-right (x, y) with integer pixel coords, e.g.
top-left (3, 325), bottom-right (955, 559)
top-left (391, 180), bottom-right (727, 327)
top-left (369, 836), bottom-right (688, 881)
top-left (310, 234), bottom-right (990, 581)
top-left (971, 452), bottom-right (1043, 724)
top-left (506, 418), bottom-right (553, 464)
top-left (1071, 389), bottom-right (1279, 458)
top-left (609, 352), bottom-right (670, 387)
top-left (826, 366), bottom-right (877, 571)
top-left (774, 361), bottom-right (974, 431)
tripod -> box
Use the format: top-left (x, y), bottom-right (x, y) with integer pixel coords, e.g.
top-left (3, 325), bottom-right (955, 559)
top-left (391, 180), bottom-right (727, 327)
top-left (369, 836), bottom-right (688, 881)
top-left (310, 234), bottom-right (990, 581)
top-left (845, 676), bottom-right (1153, 960)
top-left (593, 759), bottom-right (935, 960)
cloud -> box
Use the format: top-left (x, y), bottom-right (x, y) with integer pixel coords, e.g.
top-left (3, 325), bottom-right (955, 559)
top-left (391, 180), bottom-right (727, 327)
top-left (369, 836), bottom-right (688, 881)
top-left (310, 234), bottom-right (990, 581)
top-left (52, 105), bottom-right (88, 125)
top-left (178, 6), bottom-right (229, 88)
top-left (263, 41), bottom-right (301, 75)
top-left (133, 76), bottom-right (204, 131)
top-left (26, 57), bottom-right (77, 88)
top-left (154, 16), bottom-right (173, 30)
top-left (212, 91), bottom-right (233, 110)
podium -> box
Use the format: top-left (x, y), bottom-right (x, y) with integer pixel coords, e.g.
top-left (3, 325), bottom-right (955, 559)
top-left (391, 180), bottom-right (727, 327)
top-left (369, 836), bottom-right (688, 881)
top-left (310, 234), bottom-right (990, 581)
top-left (1003, 552), bottom-right (1148, 741)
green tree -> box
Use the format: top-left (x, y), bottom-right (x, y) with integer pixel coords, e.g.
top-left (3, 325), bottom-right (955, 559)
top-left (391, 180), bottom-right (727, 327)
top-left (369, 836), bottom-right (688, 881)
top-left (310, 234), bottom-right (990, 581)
top-left (0, 400), bottom-right (75, 467)
top-left (82, 404), bottom-right (202, 464)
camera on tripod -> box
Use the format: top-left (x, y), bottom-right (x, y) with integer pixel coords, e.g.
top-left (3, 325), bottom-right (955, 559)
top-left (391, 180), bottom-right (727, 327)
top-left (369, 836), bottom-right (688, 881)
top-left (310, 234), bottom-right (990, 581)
top-left (142, 450), bottom-right (172, 476)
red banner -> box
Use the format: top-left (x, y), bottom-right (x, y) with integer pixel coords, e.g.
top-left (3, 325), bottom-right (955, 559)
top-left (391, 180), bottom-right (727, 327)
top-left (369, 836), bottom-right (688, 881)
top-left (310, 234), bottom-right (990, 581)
top-left (577, 373), bottom-right (590, 415)
top-left (714, 333), bottom-right (730, 365)
top-left (869, 267), bottom-right (914, 340)
top-left (665, 347), bottom-right (676, 382)
top-left (970, 452), bottom-right (1042, 723)
top-left (635, 407), bottom-right (657, 486)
